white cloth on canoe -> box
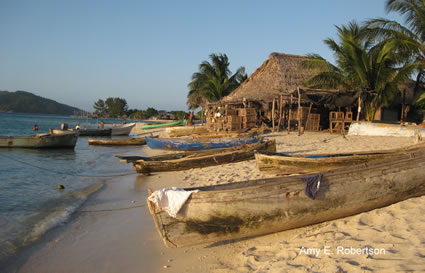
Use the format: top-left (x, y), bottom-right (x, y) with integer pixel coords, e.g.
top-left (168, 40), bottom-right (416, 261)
top-left (148, 187), bottom-right (199, 217)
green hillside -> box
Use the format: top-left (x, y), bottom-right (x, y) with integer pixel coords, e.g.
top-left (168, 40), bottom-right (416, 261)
top-left (0, 90), bottom-right (84, 115)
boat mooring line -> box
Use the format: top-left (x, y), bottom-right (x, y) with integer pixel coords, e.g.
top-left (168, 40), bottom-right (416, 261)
top-left (0, 153), bottom-right (135, 178)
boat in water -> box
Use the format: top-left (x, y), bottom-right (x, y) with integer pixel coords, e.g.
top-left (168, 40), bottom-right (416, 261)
top-left (145, 136), bottom-right (262, 151)
top-left (118, 139), bottom-right (276, 174)
top-left (110, 123), bottom-right (136, 136)
top-left (0, 131), bottom-right (78, 149)
top-left (147, 146), bottom-right (425, 248)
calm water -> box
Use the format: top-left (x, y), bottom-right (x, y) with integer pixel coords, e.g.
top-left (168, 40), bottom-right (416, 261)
top-left (0, 113), bottom-right (141, 264)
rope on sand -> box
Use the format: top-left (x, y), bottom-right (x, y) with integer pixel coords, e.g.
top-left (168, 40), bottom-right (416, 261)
top-left (0, 153), bottom-right (135, 178)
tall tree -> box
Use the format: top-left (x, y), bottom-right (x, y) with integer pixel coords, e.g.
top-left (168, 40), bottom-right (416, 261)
top-left (304, 21), bottom-right (421, 120)
top-left (187, 53), bottom-right (247, 109)
top-left (93, 99), bottom-right (107, 116)
top-left (105, 97), bottom-right (128, 118)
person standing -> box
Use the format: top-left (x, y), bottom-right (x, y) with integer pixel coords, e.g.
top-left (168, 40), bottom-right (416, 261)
top-left (100, 120), bottom-right (104, 128)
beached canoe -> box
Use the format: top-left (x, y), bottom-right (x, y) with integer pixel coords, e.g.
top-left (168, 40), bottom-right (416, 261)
top-left (145, 136), bottom-right (261, 151)
top-left (88, 136), bottom-right (152, 146)
top-left (165, 125), bottom-right (209, 137)
top-left (142, 120), bottom-right (186, 130)
top-left (255, 142), bottom-right (425, 174)
top-left (118, 139), bottom-right (276, 174)
top-left (110, 123), bottom-right (136, 136)
top-left (147, 147), bottom-right (425, 248)
top-left (0, 131), bottom-right (78, 149)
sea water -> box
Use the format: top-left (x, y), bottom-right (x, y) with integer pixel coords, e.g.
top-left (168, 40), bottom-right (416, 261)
top-left (0, 113), bottom-right (141, 264)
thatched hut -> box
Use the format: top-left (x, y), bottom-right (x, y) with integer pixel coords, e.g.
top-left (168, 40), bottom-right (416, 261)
top-left (205, 52), bottom-right (356, 133)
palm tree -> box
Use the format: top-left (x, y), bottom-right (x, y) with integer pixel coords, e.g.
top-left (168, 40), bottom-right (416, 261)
top-left (304, 21), bottom-right (421, 120)
top-left (365, 0), bottom-right (425, 95)
top-left (187, 53), bottom-right (247, 110)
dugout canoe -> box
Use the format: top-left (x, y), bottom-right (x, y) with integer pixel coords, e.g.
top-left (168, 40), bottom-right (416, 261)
top-left (147, 147), bottom-right (425, 248)
top-left (255, 142), bottom-right (425, 174)
top-left (145, 136), bottom-right (261, 151)
top-left (165, 125), bottom-right (209, 137)
top-left (88, 136), bottom-right (152, 146)
top-left (118, 139), bottom-right (276, 174)
top-left (0, 131), bottom-right (78, 149)
top-left (142, 120), bottom-right (186, 130)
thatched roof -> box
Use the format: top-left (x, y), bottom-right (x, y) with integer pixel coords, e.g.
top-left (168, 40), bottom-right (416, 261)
top-left (222, 52), bottom-right (318, 103)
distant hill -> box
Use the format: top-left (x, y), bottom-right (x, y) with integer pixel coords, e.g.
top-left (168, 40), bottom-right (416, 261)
top-left (0, 90), bottom-right (84, 115)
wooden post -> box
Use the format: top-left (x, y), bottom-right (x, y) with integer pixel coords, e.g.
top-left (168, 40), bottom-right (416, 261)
top-left (305, 102), bottom-right (312, 132)
top-left (277, 95), bottom-right (283, 132)
top-left (356, 96), bottom-right (361, 121)
top-left (297, 87), bottom-right (302, 136)
top-left (272, 98), bottom-right (275, 132)
top-left (288, 94), bottom-right (293, 134)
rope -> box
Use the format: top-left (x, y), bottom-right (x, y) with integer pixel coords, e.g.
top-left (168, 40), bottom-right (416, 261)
top-left (0, 153), bottom-right (135, 178)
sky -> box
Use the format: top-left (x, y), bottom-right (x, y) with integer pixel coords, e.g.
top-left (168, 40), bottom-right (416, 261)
top-left (0, 0), bottom-right (403, 112)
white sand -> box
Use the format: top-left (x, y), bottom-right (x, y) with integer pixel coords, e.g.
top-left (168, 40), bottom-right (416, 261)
top-left (4, 131), bottom-right (425, 273)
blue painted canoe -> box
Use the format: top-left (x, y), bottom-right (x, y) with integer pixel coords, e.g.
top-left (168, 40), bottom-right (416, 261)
top-left (145, 136), bottom-right (262, 151)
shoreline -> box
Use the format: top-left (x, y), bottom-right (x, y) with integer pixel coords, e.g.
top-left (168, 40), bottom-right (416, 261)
top-left (4, 131), bottom-right (425, 272)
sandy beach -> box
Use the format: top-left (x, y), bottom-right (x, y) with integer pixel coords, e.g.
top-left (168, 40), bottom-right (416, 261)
top-left (4, 130), bottom-right (425, 273)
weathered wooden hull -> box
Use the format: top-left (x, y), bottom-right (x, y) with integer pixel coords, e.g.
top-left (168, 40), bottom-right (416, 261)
top-left (145, 136), bottom-right (261, 151)
top-left (348, 121), bottom-right (425, 137)
top-left (110, 123), bottom-right (136, 136)
top-left (148, 147), bottom-right (425, 248)
top-left (255, 143), bottom-right (425, 174)
top-left (127, 140), bottom-right (276, 173)
top-left (88, 136), bottom-right (148, 146)
top-left (165, 126), bottom-right (209, 137)
top-left (0, 132), bottom-right (78, 149)
top-left (78, 128), bottom-right (112, 136)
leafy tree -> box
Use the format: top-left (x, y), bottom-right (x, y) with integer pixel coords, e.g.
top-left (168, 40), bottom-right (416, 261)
top-left (129, 111), bottom-right (145, 120)
top-left (144, 107), bottom-right (158, 119)
top-left (304, 21), bottom-right (421, 120)
top-left (93, 99), bottom-right (107, 116)
top-left (365, 0), bottom-right (425, 95)
top-left (187, 53), bottom-right (247, 109)
top-left (105, 97), bottom-right (128, 118)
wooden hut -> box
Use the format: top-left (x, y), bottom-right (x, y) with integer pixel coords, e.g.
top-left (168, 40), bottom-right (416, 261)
top-left (205, 52), bottom-right (356, 133)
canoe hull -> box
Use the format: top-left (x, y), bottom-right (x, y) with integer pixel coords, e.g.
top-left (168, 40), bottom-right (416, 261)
top-left (142, 120), bottom-right (186, 130)
top-left (78, 128), bottom-right (112, 136)
top-left (0, 133), bottom-right (78, 149)
top-left (110, 123), bottom-right (135, 136)
top-left (255, 143), bottom-right (425, 174)
top-left (88, 137), bottom-right (147, 146)
top-left (132, 140), bottom-right (276, 173)
top-left (148, 148), bottom-right (425, 248)
top-left (145, 136), bottom-right (261, 151)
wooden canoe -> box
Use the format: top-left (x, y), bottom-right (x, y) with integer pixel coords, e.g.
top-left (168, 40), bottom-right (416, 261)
top-left (88, 136), bottom-right (153, 146)
top-left (255, 142), bottom-right (425, 174)
top-left (145, 136), bottom-right (262, 151)
top-left (0, 131), bottom-right (78, 149)
top-left (147, 147), bottom-right (425, 248)
top-left (118, 139), bottom-right (276, 174)
top-left (165, 125), bottom-right (209, 137)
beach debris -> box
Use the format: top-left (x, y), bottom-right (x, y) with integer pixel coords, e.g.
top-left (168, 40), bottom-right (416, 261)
top-left (163, 265), bottom-right (170, 269)
top-left (57, 184), bottom-right (65, 190)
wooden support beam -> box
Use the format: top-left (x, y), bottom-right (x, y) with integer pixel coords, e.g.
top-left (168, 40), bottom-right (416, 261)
top-left (277, 95), bottom-right (283, 132)
top-left (288, 94), bottom-right (292, 134)
top-left (272, 98), bottom-right (275, 132)
top-left (297, 87), bottom-right (301, 136)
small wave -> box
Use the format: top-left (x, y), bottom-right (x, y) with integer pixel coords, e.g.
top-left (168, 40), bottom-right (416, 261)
top-left (0, 183), bottom-right (104, 265)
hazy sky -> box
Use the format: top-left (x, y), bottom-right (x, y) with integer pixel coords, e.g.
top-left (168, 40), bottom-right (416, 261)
top-left (0, 0), bottom-right (401, 112)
